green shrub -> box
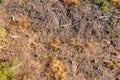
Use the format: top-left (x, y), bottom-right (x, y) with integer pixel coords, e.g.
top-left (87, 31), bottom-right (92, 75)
top-left (0, 0), bottom-right (4, 4)
top-left (93, 0), bottom-right (110, 12)
top-left (0, 58), bottom-right (16, 80)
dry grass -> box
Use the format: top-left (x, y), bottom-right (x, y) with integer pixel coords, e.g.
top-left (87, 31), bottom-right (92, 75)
top-left (42, 56), bottom-right (65, 80)
top-left (10, 16), bottom-right (30, 29)
top-left (63, 0), bottom-right (80, 6)
top-left (110, 0), bottom-right (120, 7)
top-left (46, 37), bottom-right (60, 51)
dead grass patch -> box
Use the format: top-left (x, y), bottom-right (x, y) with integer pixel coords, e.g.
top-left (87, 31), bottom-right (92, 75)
top-left (46, 37), bottom-right (60, 51)
top-left (43, 56), bottom-right (65, 80)
top-left (110, 0), bottom-right (120, 7)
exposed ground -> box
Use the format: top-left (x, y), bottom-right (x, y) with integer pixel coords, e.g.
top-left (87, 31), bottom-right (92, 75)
top-left (0, 0), bottom-right (120, 80)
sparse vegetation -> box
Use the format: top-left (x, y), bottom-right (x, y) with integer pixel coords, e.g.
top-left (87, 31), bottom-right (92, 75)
top-left (0, 0), bottom-right (120, 80)
top-left (58, 27), bottom-right (64, 32)
top-left (0, 26), bottom-right (6, 47)
top-left (116, 77), bottom-right (120, 80)
top-left (20, 0), bottom-right (25, 5)
top-left (0, 26), bottom-right (6, 37)
top-left (118, 34), bottom-right (120, 38)
top-left (108, 29), bottom-right (115, 36)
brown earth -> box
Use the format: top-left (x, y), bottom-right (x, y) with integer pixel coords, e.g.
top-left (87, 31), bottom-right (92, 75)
top-left (0, 0), bottom-right (120, 80)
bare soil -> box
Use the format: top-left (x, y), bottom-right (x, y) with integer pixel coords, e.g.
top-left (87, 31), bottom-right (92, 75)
top-left (0, 0), bottom-right (120, 80)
